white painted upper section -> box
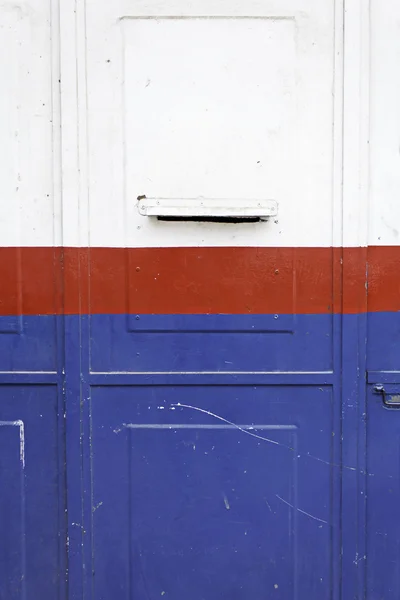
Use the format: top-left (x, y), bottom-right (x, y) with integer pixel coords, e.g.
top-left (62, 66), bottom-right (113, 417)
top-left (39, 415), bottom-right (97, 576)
top-left (368, 0), bottom-right (400, 245)
top-left (0, 0), bottom-right (61, 247)
top-left (85, 4), bottom-right (338, 248)
top-left (0, 0), bottom-right (398, 247)
top-left (124, 18), bottom-right (293, 232)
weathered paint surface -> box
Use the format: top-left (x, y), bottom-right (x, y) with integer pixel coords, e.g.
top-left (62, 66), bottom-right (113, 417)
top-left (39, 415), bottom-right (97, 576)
top-left (1, 0), bottom-right (400, 599)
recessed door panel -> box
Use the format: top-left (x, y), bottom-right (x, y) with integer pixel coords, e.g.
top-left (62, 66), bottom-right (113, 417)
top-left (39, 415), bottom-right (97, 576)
top-left (91, 384), bottom-right (339, 600)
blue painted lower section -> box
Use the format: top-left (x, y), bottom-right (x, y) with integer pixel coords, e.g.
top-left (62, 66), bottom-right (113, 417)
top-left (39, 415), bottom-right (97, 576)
top-left (366, 383), bottom-right (400, 598)
top-left (91, 384), bottom-right (338, 599)
top-left (367, 310), bottom-right (400, 371)
top-left (0, 311), bottom-right (399, 372)
top-left (0, 312), bottom-right (399, 598)
top-left (90, 313), bottom-right (335, 372)
top-left (0, 315), bottom-right (58, 371)
top-left (0, 385), bottom-right (65, 600)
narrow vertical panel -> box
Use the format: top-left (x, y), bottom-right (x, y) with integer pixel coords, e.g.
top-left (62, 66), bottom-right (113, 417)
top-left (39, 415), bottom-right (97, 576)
top-left (0, 6), bottom-right (23, 247)
top-left (0, 0), bottom-right (59, 360)
top-left (341, 2), bottom-right (369, 600)
top-left (369, 0), bottom-right (400, 247)
top-left (366, 384), bottom-right (400, 599)
top-left (367, 0), bottom-right (400, 371)
top-left (0, 0), bottom-right (57, 248)
top-left (0, 421), bottom-right (25, 600)
top-left (0, 7), bottom-right (22, 333)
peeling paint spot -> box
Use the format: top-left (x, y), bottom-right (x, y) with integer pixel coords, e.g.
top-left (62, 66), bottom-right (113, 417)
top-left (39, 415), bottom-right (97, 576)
top-left (223, 494), bottom-right (230, 510)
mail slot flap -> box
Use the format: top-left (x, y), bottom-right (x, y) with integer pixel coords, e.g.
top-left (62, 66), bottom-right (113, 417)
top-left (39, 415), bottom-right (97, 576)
top-left (138, 198), bottom-right (278, 220)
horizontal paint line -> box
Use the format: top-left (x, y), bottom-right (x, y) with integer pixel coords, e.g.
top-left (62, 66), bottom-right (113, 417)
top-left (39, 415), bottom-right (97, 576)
top-left (0, 371), bottom-right (58, 384)
top-left (89, 372), bottom-right (334, 385)
top-left (123, 424), bottom-right (298, 430)
top-left (0, 245), bottom-right (398, 315)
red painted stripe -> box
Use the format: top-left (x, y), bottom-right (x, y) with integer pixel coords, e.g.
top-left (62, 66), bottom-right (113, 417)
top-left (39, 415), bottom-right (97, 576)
top-left (0, 246), bottom-right (397, 316)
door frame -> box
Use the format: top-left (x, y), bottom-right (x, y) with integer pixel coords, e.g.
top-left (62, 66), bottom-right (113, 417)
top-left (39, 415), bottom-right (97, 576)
top-left (56, 0), bottom-right (371, 598)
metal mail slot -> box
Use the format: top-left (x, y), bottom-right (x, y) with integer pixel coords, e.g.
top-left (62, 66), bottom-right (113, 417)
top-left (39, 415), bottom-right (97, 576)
top-left (137, 197), bottom-right (278, 220)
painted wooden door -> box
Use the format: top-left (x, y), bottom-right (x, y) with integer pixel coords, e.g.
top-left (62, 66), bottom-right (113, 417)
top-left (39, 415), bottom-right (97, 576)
top-left (363, 1), bottom-right (400, 598)
top-left (0, 0), bottom-right (399, 599)
top-left (77, 1), bottom-right (343, 598)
